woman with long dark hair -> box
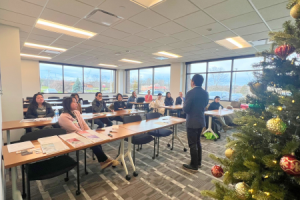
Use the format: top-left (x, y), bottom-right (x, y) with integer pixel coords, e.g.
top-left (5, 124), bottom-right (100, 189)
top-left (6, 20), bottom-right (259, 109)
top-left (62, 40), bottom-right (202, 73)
top-left (113, 93), bottom-right (126, 122)
top-left (71, 93), bottom-right (82, 114)
top-left (59, 97), bottom-right (119, 169)
top-left (164, 92), bottom-right (175, 115)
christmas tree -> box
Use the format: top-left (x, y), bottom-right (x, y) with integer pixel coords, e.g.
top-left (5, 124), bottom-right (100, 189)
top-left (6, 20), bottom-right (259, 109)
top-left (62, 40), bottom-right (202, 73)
top-left (201, 1), bottom-right (300, 200)
top-left (71, 78), bottom-right (83, 93)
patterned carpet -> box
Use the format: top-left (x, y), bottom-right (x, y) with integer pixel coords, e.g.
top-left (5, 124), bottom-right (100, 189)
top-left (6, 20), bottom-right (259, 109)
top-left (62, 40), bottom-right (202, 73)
top-left (5, 120), bottom-right (235, 200)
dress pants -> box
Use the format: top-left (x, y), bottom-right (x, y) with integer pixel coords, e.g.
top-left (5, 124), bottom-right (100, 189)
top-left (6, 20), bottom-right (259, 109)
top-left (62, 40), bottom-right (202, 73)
top-left (94, 118), bottom-right (113, 128)
top-left (187, 128), bottom-right (202, 168)
top-left (91, 145), bottom-right (108, 162)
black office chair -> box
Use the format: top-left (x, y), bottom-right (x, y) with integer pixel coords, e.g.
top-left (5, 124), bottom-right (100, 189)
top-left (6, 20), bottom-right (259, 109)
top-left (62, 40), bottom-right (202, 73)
top-left (26, 97), bottom-right (33, 103)
top-left (23, 104), bottom-right (29, 108)
top-left (117, 115), bottom-right (154, 164)
top-left (82, 100), bottom-right (89, 105)
top-left (20, 128), bottom-right (81, 199)
top-left (48, 97), bottom-right (60, 99)
top-left (146, 113), bottom-right (173, 159)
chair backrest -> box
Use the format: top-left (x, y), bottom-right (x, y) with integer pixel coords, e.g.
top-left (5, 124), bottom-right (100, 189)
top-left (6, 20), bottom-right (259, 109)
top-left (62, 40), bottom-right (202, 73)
top-left (20, 128), bottom-right (66, 142)
top-left (83, 100), bottom-right (89, 105)
top-left (123, 95), bottom-right (128, 98)
top-left (102, 95), bottom-right (109, 97)
top-left (23, 103), bottom-right (29, 108)
top-left (137, 97), bottom-right (145, 103)
top-left (48, 97), bottom-right (60, 99)
top-left (85, 106), bottom-right (93, 113)
top-left (63, 97), bottom-right (68, 99)
top-left (108, 103), bottom-right (114, 111)
top-left (146, 112), bottom-right (160, 120)
top-left (123, 115), bottom-right (142, 124)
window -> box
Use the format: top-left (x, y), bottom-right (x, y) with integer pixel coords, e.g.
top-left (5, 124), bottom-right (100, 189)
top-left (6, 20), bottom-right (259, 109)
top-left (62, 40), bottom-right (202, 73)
top-left (84, 68), bottom-right (100, 93)
top-left (40, 63), bottom-right (63, 93)
top-left (126, 65), bottom-right (171, 96)
top-left (186, 56), bottom-right (263, 101)
top-left (101, 69), bottom-right (115, 93)
top-left (39, 63), bottom-right (116, 93)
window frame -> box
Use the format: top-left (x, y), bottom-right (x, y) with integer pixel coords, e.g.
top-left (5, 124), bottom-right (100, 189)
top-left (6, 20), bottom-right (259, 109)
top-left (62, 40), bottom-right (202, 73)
top-left (185, 54), bottom-right (263, 102)
top-left (125, 65), bottom-right (171, 96)
top-left (39, 61), bottom-right (116, 94)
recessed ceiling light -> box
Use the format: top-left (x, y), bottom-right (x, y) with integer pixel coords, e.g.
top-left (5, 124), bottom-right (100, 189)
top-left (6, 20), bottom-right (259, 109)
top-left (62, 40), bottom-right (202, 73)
top-left (130, 0), bottom-right (166, 8)
top-left (215, 36), bottom-right (252, 50)
top-left (120, 59), bottom-right (142, 64)
top-left (98, 63), bottom-right (118, 67)
top-left (20, 53), bottom-right (51, 60)
top-left (35, 19), bottom-right (97, 39)
top-left (24, 42), bottom-right (67, 52)
top-left (153, 51), bottom-right (182, 58)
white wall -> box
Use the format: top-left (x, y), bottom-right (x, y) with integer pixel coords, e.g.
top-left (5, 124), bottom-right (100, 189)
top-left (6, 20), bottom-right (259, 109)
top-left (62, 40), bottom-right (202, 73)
top-left (170, 62), bottom-right (185, 98)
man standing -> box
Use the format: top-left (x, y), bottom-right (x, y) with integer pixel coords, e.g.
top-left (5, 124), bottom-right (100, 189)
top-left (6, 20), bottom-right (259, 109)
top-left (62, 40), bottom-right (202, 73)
top-left (183, 74), bottom-right (208, 171)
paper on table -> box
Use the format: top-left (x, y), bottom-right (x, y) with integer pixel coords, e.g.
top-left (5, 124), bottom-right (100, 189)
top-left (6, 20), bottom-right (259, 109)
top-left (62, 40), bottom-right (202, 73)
top-left (20, 118), bottom-right (52, 123)
top-left (59, 133), bottom-right (92, 148)
top-left (38, 136), bottom-right (69, 154)
top-left (7, 141), bottom-right (35, 153)
top-left (78, 130), bottom-right (111, 142)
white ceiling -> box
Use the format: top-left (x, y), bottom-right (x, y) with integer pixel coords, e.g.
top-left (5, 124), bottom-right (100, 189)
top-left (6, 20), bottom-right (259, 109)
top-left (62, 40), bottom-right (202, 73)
top-left (0, 0), bottom-right (292, 69)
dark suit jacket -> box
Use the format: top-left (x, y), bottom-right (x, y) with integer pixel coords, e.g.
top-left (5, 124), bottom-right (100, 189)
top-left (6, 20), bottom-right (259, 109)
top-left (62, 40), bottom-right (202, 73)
top-left (183, 86), bottom-right (209, 129)
top-left (175, 97), bottom-right (185, 105)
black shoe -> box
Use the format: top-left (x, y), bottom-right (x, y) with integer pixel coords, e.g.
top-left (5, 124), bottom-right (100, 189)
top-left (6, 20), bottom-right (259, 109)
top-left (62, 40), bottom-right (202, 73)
top-left (183, 164), bottom-right (198, 171)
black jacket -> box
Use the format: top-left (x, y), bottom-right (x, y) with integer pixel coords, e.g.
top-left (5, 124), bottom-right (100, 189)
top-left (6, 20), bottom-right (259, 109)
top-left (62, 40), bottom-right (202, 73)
top-left (26, 102), bottom-right (54, 119)
top-left (92, 99), bottom-right (109, 113)
top-left (208, 102), bottom-right (223, 111)
top-left (114, 101), bottom-right (126, 110)
top-left (183, 86), bottom-right (209, 128)
top-left (175, 97), bottom-right (184, 105)
top-left (164, 97), bottom-right (174, 106)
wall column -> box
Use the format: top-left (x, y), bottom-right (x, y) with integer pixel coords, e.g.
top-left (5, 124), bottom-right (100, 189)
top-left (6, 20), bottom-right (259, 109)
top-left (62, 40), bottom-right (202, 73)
top-left (170, 62), bottom-right (185, 97)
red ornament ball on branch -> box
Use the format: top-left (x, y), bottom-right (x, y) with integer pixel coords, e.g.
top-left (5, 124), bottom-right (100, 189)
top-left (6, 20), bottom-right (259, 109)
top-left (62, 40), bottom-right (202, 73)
top-left (280, 155), bottom-right (300, 176)
top-left (211, 165), bottom-right (224, 178)
top-left (275, 44), bottom-right (295, 60)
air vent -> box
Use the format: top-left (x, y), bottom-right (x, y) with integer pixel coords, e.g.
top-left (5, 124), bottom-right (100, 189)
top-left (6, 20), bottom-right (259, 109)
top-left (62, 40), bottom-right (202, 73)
top-left (85, 9), bottom-right (123, 26)
top-left (248, 39), bottom-right (273, 47)
top-left (154, 57), bottom-right (169, 60)
top-left (44, 50), bottom-right (61, 54)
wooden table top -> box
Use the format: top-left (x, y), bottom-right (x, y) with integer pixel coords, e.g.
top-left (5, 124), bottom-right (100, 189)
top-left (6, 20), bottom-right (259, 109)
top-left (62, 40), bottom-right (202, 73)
top-left (82, 109), bottom-right (145, 120)
top-left (204, 109), bottom-right (234, 117)
top-left (2, 126), bottom-right (134, 169)
top-left (129, 101), bottom-right (152, 105)
top-left (160, 105), bottom-right (183, 110)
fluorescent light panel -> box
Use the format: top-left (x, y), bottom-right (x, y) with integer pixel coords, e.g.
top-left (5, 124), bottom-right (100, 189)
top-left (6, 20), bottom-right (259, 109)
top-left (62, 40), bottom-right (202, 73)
top-left (98, 63), bottom-right (118, 67)
top-left (120, 59), bottom-right (142, 64)
top-left (130, 0), bottom-right (165, 8)
top-left (153, 51), bottom-right (182, 58)
top-left (20, 53), bottom-right (51, 60)
top-left (35, 19), bottom-right (97, 39)
top-left (215, 36), bottom-right (252, 50)
top-left (24, 42), bottom-right (67, 52)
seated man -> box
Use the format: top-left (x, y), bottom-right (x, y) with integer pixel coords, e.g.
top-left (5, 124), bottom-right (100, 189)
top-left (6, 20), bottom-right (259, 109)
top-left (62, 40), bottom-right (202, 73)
top-left (208, 96), bottom-right (232, 131)
top-left (92, 92), bottom-right (113, 128)
top-left (175, 92), bottom-right (185, 117)
top-left (149, 93), bottom-right (165, 116)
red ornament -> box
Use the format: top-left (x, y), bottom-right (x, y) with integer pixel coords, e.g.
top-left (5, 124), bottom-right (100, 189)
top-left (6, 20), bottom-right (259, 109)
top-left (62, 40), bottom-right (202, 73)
top-left (280, 155), bottom-right (300, 176)
top-left (211, 165), bottom-right (224, 178)
top-left (275, 44), bottom-right (295, 60)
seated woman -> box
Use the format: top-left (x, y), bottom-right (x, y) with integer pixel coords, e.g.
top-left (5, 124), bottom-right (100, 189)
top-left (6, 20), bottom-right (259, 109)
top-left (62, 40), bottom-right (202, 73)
top-left (164, 92), bottom-right (176, 115)
top-left (113, 93), bottom-right (126, 122)
top-left (26, 93), bottom-right (54, 131)
top-left (59, 97), bottom-right (119, 169)
top-left (149, 93), bottom-right (165, 116)
top-left (127, 91), bottom-right (137, 109)
top-left (92, 92), bottom-right (113, 128)
top-left (71, 93), bottom-right (82, 114)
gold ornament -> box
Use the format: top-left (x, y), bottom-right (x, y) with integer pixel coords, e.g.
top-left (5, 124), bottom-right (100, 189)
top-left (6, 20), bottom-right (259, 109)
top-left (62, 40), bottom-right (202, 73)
top-left (235, 182), bottom-right (249, 200)
top-left (250, 83), bottom-right (265, 94)
top-left (266, 117), bottom-right (287, 135)
top-left (225, 148), bottom-right (234, 159)
top-left (290, 4), bottom-right (300, 19)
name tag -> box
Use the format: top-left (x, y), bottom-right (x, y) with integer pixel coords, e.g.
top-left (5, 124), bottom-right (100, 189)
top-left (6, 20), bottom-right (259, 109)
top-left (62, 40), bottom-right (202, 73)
top-left (42, 109), bottom-right (46, 112)
top-left (73, 121), bottom-right (78, 124)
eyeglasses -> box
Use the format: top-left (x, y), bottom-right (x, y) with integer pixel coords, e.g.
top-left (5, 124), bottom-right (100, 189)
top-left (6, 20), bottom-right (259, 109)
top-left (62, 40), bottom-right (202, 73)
top-left (98, 95), bottom-right (102, 97)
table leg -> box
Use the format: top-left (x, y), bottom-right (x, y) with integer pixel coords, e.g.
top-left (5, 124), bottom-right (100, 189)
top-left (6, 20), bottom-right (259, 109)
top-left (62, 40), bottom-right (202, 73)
top-left (92, 119), bottom-right (94, 130)
top-left (7, 130), bottom-right (10, 144)
top-left (173, 124), bottom-right (187, 151)
top-left (167, 109), bottom-right (170, 116)
top-left (115, 139), bottom-right (130, 180)
top-left (203, 116), bottom-right (218, 139)
top-left (125, 137), bottom-right (138, 177)
top-left (11, 167), bottom-right (22, 200)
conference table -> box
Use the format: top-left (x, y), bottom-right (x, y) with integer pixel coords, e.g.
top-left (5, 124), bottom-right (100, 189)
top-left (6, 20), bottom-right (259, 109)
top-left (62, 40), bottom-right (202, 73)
top-left (160, 105), bottom-right (183, 116)
top-left (2, 114), bottom-right (185, 200)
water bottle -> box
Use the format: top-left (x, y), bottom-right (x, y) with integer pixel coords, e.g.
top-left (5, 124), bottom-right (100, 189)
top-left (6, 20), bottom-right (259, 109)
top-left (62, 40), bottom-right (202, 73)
top-left (219, 106), bottom-right (222, 114)
top-left (132, 104), bottom-right (136, 111)
top-left (55, 109), bottom-right (59, 119)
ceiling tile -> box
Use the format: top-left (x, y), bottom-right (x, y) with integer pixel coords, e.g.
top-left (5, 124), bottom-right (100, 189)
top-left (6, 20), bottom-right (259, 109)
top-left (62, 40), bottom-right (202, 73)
top-left (31, 28), bottom-right (62, 39)
top-left (23, 0), bottom-right (47, 7)
top-left (152, 0), bottom-right (199, 20)
top-left (101, 28), bottom-right (130, 39)
top-left (121, 35), bottom-right (148, 44)
top-left (47, 0), bottom-right (93, 18)
top-left (196, 42), bottom-right (221, 49)
top-left (60, 35), bottom-right (85, 43)
top-left (52, 39), bottom-right (78, 48)
top-left (83, 39), bottom-right (105, 47)
top-left (251, 0), bottom-right (287, 9)
top-left (193, 22), bottom-right (228, 35)
top-left (233, 23), bottom-right (269, 36)
top-left (220, 11), bottom-right (263, 29)
top-left (154, 36), bottom-right (179, 44)
top-left (128, 45), bottom-right (147, 51)
top-left (150, 45), bottom-right (175, 52)
top-left (0, 0), bottom-right (43, 18)
top-left (76, 0), bottom-right (105, 7)
top-left (21, 47), bottom-right (43, 55)
top-left (141, 41), bottom-right (162, 48)
top-left (0, 19), bottom-right (32, 32)
top-left (74, 19), bottom-right (108, 33)
top-left (205, 0), bottom-right (254, 21)
top-left (205, 30), bottom-right (236, 40)
top-left (28, 33), bottom-right (57, 43)
top-left (267, 16), bottom-right (293, 30)
top-left (40, 8), bottom-right (80, 26)
top-left (98, 0), bottom-right (145, 19)
top-left (91, 34), bottom-right (116, 44)
top-left (242, 31), bottom-right (269, 41)
top-left (171, 30), bottom-right (199, 41)
top-left (185, 36), bottom-right (212, 45)
top-left (113, 20), bottom-right (147, 34)
top-left (152, 21), bottom-right (186, 35)
top-left (26, 38), bottom-right (52, 46)
top-left (75, 43), bottom-right (96, 50)
top-left (258, 3), bottom-right (290, 21)
top-left (135, 29), bottom-right (165, 40)
top-left (100, 44), bottom-right (126, 51)
top-left (175, 10), bottom-right (215, 29)
top-left (0, 9), bottom-right (36, 26)
top-left (168, 41), bottom-right (191, 48)
top-left (180, 46), bottom-right (202, 52)
top-left (190, 0), bottom-right (227, 9)
top-left (129, 10), bottom-right (169, 28)
top-left (111, 40), bottom-right (134, 47)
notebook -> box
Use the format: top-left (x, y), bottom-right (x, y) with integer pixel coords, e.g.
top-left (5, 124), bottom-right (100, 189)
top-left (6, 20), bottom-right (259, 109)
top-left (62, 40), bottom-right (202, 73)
top-left (59, 133), bottom-right (92, 148)
top-left (38, 136), bottom-right (69, 154)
